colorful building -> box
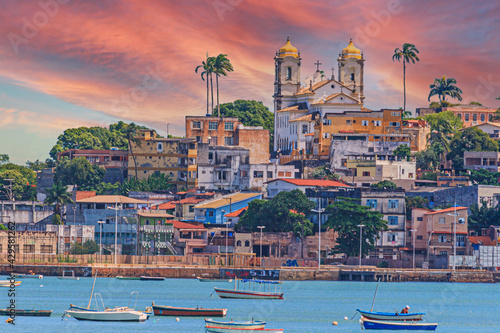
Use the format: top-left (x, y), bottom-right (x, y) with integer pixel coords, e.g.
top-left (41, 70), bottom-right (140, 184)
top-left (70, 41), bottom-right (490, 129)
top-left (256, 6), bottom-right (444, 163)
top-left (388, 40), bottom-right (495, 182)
top-left (193, 192), bottom-right (262, 224)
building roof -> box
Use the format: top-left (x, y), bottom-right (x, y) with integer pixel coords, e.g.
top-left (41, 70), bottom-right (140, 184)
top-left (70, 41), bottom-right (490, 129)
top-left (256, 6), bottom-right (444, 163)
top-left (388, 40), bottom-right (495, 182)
top-left (151, 197), bottom-right (206, 210)
top-left (468, 236), bottom-right (496, 246)
top-left (278, 37), bottom-right (298, 58)
top-left (224, 207), bottom-right (248, 217)
top-left (289, 114), bottom-right (313, 123)
top-left (76, 191), bottom-right (97, 201)
top-left (77, 195), bottom-right (149, 204)
top-left (137, 212), bottom-right (175, 218)
top-left (473, 122), bottom-right (500, 128)
top-left (425, 207), bottom-right (468, 215)
top-left (173, 221), bottom-right (206, 230)
top-left (194, 192), bottom-right (261, 209)
top-left (276, 102), bottom-right (308, 113)
top-left (268, 178), bottom-right (349, 187)
top-left (342, 38), bottom-right (362, 59)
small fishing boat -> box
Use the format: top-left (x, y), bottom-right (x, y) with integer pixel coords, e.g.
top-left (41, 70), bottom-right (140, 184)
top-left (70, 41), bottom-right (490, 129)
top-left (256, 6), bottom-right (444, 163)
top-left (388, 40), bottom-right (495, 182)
top-left (205, 318), bottom-right (266, 329)
top-left (12, 273), bottom-right (43, 279)
top-left (197, 277), bottom-right (233, 283)
top-left (0, 309), bottom-right (52, 317)
top-left (357, 309), bottom-right (425, 321)
top-left (152, 302), bottom-right (226, 317)
top-left (205, 327), bottom-right (284, 333)
top-left (360, 317), bottom-right (438, 331)
top-left (116, 276), bottom-right (141, 280)
top-left (57, 270), bottom-right (79, 280)
top-left (140, 276), bottom-right (165, 281)
top-left (214, 279), bottom-right (284, 300)
top-left (0, 280), bottom-right (21, 287)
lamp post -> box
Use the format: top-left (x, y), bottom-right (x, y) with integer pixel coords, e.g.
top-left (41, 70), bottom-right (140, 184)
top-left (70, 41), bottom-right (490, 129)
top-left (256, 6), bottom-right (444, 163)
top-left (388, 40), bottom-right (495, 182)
top-left (311, 198), bottom-right (325, 270)
top-left (427, 231), bottom-right (434, 266)
top-left (73, 206), bottom-right (76, 225)
top-left (447, 202), bottom-right (459, 271)
top-left (107, 196), bottom-right (121, 265)
top-left (222, 210), bottom-right (228, 265)
top-left (411, 229), bottom-right (417, 270)
top-left (357, 224), bottom-right (365, 267)
top-left (98, 220), bottom-right (105, 263)
top-left (257, 226), bottom-right (265, 265)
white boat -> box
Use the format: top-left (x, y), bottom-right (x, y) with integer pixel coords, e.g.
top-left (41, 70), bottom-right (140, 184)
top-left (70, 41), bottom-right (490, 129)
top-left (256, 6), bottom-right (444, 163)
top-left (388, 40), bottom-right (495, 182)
top-left (214, 279), bottom-right (284, 300)
top-left (0, 280), bottom-right (21, 287)
top-left (66, 307), bottom-right (148, 322)
top-left (205, 318), bottom-right (266, 329)
top-left (58, 270), bottom-right (79, 280)
top-left (12, 273), bottom-right (43, 279)
top-left (205, 327), bottom-right (284, 333)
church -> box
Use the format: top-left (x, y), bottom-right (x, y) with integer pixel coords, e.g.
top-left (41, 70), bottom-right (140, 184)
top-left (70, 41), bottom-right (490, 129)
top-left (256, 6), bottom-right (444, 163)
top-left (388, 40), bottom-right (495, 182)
top-left (273, 37), bottom-right (368, 154)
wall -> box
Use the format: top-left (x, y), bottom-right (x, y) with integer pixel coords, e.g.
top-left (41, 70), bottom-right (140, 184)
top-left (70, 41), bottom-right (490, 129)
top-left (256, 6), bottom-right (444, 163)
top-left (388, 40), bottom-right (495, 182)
top-left (236, 125), bottom-right (270, 164)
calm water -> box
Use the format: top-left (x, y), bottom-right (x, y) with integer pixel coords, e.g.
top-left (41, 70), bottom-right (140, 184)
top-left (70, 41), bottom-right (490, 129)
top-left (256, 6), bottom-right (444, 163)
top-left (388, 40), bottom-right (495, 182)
top-left (1, 276), bottom-right (499, 332)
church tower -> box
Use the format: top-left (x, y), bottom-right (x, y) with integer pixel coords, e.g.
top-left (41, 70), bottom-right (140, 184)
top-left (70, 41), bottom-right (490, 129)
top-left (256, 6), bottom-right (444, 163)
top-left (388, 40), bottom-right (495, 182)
top-left (338, 38), bottom-right (365, 102)
top-left (273, 37), bottom-right (301, 150)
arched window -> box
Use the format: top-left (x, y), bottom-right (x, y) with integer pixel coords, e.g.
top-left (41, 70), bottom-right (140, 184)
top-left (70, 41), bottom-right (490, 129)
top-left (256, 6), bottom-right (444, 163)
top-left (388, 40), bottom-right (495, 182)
top-left (244, 240), bottom-right (250, 247)
top-left (350, 73), bottom-right (355, 81)
top-left (237, 240), bottom-right (242, 247)
top-left (286, 67), bottom-right (292, 80)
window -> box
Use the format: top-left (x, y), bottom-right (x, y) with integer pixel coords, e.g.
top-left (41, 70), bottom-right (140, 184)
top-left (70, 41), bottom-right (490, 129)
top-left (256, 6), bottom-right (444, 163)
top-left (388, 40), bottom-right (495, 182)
top-left (439, 217), bottom-right (445, 224)
top-left (192, 121), bottom-right (201, 129)
top-left (323, 133), bottom-right (330, 139)
top-left (41, 245), bottom-right (52, 254)
top-left (489, 114), bottom-right (493, 122)
top-left (481, 114), bottom-right (485, 122)
top-left (157, 143), bottom-right (163, 151)
top-left (285, 172), bottom-right (292, 177)
top-left (236, 240), bottom-right (242, 246)
top-left (439, 251), bottom-right (448, 255)
top-left (286, 67), bottom-right (292, 80)
top-left (374, 121), bottom-right (381, 126)
top-left (387, 233), bottom-right (397, 242)
top-left (391, 112), bottom-right (400, 116)
top-left (473, 113), bottom-right (477, 121)
top-left (388, 216), bottom-right (398, 226)
top-left (457, 234), bottom-right (465, 247)
top-left (367, 199), bottom-right (377, 208)
top-left (244, 240), bottom-right (250, 247)
top-left (225, 122), bottom-right (234, 131)
top-left (417, 217), bottom-right (423, 221)
top-left (409, 173), bottom-right (414, 179)
top-left (208, 210), bottom-right (214, 217)
top-left (196, 136), bottom-right (202, 143)
top-left (350, 73), bottom-right (355, 81)
top-left (389, 122), bottom-right (400, 127)
top-left (189, 205), bottom-right (194, 213)
top-left (278, 171), bottom-right (284, 177)
top-left (209, 121), bottom-right (218, 130)
top-left (346, 120), bottom-right (352, 125)
top-left (438, 235), bottom-right (447, 242)
top-left (417, 235), bottom-right (423, 240)
top-left (225, 137), bottom-right (234, 145)
top-left (362, 171), bottom-right (370, 176)
top-left (362, 120), bottom-right (369, 126)
top-left (23, 244), bottom-right (35, 253)
top-left (388, 200), bottom-right (399, 209)
top-left (267, 171), bottom-right (273, 178)
top-left (457, 113), bottom-right (461, 120)
top-left (323, 119), bottom-right (331, 125)
top-left (302, 125), bottom-right (308, 134)
top-left (458, 217), bottom-right (465, 224)
top-left (465, 113), bottom-right (469, 121)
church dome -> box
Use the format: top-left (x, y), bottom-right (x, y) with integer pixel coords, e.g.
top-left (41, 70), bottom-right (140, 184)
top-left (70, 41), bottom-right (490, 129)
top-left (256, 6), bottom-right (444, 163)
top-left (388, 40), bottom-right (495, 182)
top-left (341, 38), bottom-right (362, 59)
top-left (279, 37), bottom-right (298, 58)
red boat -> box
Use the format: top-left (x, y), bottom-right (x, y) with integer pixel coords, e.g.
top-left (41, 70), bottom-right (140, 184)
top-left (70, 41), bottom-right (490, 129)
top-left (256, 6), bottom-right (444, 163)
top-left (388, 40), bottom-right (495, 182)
top-left (151, 302), bottom-right (227, 317)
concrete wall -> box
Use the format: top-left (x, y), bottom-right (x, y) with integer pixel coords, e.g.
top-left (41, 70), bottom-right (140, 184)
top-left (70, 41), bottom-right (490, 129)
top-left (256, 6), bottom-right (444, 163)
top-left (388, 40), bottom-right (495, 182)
top-left (236, 125), bottom-right (270, 164)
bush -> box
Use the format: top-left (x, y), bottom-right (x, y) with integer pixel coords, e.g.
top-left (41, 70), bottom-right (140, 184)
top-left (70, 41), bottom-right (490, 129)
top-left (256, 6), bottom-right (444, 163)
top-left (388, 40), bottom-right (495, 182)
top-left (377, 261), bottom-right (389, 268)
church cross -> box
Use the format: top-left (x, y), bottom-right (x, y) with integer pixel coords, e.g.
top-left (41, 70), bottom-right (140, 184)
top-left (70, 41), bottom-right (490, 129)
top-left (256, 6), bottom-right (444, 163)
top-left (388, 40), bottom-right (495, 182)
top-left (314, 60), bottom-right (322, 71)
top-left (331, 67), bottom-right (335, 79)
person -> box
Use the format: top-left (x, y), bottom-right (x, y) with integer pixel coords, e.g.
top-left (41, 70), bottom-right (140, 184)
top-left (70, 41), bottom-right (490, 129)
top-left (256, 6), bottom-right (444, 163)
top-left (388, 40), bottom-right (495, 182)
top-left (401, 305), bottom-right (410, 314)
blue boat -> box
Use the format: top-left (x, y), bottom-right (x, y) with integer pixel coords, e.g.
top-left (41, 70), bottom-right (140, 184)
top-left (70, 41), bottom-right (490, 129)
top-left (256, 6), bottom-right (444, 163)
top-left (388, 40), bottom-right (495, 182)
top-left (357, 309), bottom-right (425, 321)
top-left (361, 318), bottom-right (438, 331)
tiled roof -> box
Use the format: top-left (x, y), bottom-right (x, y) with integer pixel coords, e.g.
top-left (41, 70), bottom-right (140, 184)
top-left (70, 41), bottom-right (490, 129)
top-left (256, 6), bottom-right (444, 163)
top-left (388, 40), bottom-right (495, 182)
top-left (173, 221), bottom-right (206, 230)
top-left (269, 178), bottom-right (349, 187)
top-left (468, 236), bottom-right (496, 246)
top-left (77, 195), bottom-right (149, 204)
top-left (194, 193), bottom-right (261, 209)
top-left (295, 80), bottom-right (332, 95)
top-left (152, 197), bottom-right (206, 210)
top-left (276, 102), bottom-right (309, 113)
top-left (224, 207), bottom-right (248, 217)
top-left (137, 212), bottom-right (175, 218)
top-left (289, 114), bottom-right (313, 123)
top-left (76, 191), bottom-right (96, 201)
top-left (425, 207), bottom-right (468, 215)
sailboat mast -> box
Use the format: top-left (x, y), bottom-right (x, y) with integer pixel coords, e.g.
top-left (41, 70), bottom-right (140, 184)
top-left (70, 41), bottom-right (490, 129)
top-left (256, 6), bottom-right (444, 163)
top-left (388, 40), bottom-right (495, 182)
top-left (370, 277), bottom-right (381, 312)
top-left (87, 269), bottom-right (98, 309)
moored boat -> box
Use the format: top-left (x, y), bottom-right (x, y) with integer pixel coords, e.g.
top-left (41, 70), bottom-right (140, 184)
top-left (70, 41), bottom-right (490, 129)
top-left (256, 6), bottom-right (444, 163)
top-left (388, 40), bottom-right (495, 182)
top-left (66, 308), bottom-right (148, 322)
top-left (205, 318), bottom-right (266, 329)
top-left (139, 276), bottom-right (165, 281)
top-left (214, 279), bottom-right (284, 300)
top-left (0, 309), bottom-right (52, 317)
top-left (360, 317), bottom-right (438, 331)
top-left (57, 270), bottom-right (79, 280)
top-left (0, 280), bottom-right (21, 287)
top-left (205, 327), bottom-right (284, 333)
top-left (116, 276), bottom-right (141, 280)
top-left (152, 302), bottom-right (226, 317)
top-left (357, 309), bottom-right (425, 321)
top-left (197, 277), bottom-right (233, 283)
top-left (12, 273), bottom-right (43, 279)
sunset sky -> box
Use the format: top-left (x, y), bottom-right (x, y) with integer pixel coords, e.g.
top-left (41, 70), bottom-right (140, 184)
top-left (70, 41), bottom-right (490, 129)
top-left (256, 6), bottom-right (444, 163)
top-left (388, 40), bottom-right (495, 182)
top-left (0, 0), bottom-right (499, 164)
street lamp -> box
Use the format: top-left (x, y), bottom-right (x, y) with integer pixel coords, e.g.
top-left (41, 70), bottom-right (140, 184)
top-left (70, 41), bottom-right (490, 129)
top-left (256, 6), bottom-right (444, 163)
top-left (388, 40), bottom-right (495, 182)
top-left (98, 220), bottom-right (105, 263)
top-left (73, 206), bottom-right (76, 225)
top-left (411, 229), bottom-right (417, 270)
top-left (222, 210), bottom-right (229, 265)
top-left (107, 196), bottom-right (121, 265)
top-left (357, 224), bottom-right (365, 267)
top-left (427, 231), bottom-right (434, 266)
top-left (257, 226), bottom-right (265, 263)
top-left (311, 198), bottom-right (325, 270)
top-left (447, 204), bottom-right (459, 271)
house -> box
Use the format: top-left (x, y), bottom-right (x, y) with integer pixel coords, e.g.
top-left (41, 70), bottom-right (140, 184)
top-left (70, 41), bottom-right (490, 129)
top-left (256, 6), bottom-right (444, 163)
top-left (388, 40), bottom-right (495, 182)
top-left (0, 200), bottom-right (54, 227)
top-left (401, 119), bottom-right (430, 152)
top-left (172, 221), bottom-right (208, 254)
top-left (425, 207), bottom-right (468, 258)
top-left (136, 211), bottom-right (175, 255)
top-left (46, 225), bottom-right (95, 255)
top-left (266, 178), bottom-right (349, 198)
top-left (194, 192), bottom-right (262, 224)
top-left (0, 230), bottom-right (58, 257)
top-left (436, 175), bottom-right (470, 187)
top-left (471, 122), bottom-right (500, 139)
top-left (416, 104), bottom-right (497, 127)
top-left (224, 207), bottom-right (248, 227)
top-left (463, 151), bottom-right (500, 173)
top-left (152, 197), bottom-right (208, 221)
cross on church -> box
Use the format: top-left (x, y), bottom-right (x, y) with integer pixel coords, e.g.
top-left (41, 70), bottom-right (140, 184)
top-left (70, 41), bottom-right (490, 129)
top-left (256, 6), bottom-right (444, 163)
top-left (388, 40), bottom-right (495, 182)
top-left (314, 60), bottom-right (322, 71)
top-left (331, 67), bottom-right (335, 79)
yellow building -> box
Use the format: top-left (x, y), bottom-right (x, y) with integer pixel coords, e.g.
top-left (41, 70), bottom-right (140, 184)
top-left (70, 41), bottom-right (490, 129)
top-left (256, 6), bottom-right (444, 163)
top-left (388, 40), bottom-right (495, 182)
top-left (128, 129), bottom-right (197, 189)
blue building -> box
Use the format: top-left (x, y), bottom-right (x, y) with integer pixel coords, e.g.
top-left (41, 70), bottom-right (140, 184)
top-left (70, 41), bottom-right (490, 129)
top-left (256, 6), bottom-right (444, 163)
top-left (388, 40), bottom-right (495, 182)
top-left (193, 192), bottom-right (262, 224)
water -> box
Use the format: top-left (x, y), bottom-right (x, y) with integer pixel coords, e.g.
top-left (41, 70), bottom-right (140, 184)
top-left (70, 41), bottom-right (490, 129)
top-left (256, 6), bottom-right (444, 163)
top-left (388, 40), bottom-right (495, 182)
top-left (1, 277), bottom-right (499, 332)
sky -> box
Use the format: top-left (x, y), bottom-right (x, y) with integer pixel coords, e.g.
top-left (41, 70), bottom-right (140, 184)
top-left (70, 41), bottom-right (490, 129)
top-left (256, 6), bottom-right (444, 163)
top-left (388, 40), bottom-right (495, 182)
top-left (0, 0), bottom-right (499, 164)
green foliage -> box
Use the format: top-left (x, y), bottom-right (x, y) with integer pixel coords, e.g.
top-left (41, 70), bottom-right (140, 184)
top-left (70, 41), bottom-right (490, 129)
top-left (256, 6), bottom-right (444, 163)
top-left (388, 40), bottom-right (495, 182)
top-left (0, 163), bottom-right (37, 200)
top-left (324, 198), bottom-right (388, 257)
top-left (95, 182), bottom-right (120, 195)
top-left (236, 189), bottom-right (316, 232)
top-left (468, 203), bottom-right (500, 234)
top-left (54, 157), bottom-right (106, 190)
top-left (419, 171), bottom-right (437, 181)
top-left (0, 224), bottom-right (7, 231)
top-left (392, 43), bottom-right (419, 112)
top-left (119, 173), bottom-right (173, 195)
top-left (371, 180), bottom-right (398, 189)
top-left (447, 127), bottom-right (499, 170)
top-left (310, 166), bottom-right (340, 181)
top-left (470, 101), bottom-right (483, 106)
top-left (0, 154), bottom-right (9, 165)
top-left (290, 210), bottom-right (314, 259)
top-left (26, 159), bottom-right (56, 171)
top-left (428, 75), bottom-right (463, 102)
top-left (429, 102), bottom-right (441, 108)
top-left (429, 101), bottom-right (460, 108)
top-left (213, 100), bottom-right (274, 136)
top-left (465, 169), bottom-right (500, 185)
top-left (425, 111), bottom-right (463, 133)
top-left (45, 182), bottom-right (74, 219)
top-left (377, 261), bottom-right (389, 268)
top-left (52, 214), bottom-right (62, 225)
top-left (405, 196), bottom-right (429, 219)
top-left (70, 240), bottom-right (100, 254)
top-left (393, 144), bottom-right (411, 159)
top-left (415, 143), bottom-right (443, 171)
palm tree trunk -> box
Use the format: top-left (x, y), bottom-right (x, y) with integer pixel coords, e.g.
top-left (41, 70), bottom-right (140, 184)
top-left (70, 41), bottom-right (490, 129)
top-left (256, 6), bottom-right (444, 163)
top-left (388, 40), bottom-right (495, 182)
top-left (206, 75), bottom-right (209, 116)
top-left (129, 138), bottom-right (138, 179)
top-left (403, 60), bottom-right (406, 112)
top-left (210, 73), bottom-right (214, 115)
top-left (216, 74), bottom-right (220, 116)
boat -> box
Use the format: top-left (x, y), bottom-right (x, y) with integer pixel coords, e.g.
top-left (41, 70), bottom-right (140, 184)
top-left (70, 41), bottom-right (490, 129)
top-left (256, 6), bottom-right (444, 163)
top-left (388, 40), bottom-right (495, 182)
top-left (205, 318), bottom-right (266, 329)
top-left (214, 279), bottom-right (284, 300)
top-left (12, 273), bottom-right (43, 279)
top-left (116, 276), bottom-right (141, 280)
top-left (205, 327), bottom-right (284, 333)
top-left (197, 277), bottom-right (233, 283)
top-left (357, 309), bottom-right (425, 321)
top-left (57, 270), bottom-right (79, 280)
top-left (0, 309), bottom-right (52, 317)
top-left (360, 317), bottom-right (438, 331)
top-left (140, 276), bottom-right (165, 281)
top-left (0, 280), bottom-right (21, 287)
top-left (152, 302), bottom-right (226, 317)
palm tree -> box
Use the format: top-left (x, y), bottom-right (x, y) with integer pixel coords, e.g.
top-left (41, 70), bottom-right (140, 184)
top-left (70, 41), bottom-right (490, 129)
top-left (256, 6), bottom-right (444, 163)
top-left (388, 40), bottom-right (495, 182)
top-left (124, 123), bottom-right (141, 179)
top-left (196, 54), bottom-right (214, 116)
top-left (428, 75), bottom-right (463, 103)
top-left (212, 54), bottom-right (234, 116)
top-left (426, 117), bottom-right (453, 169)
top-left (392, 43), bottom-right (420, 113)
top-left (44, 182), bottom-right (74, 224)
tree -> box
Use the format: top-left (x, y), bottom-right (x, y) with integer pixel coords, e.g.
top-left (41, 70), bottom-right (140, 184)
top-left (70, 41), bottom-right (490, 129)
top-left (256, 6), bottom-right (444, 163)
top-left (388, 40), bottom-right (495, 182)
top-left (0, 154), bottom-right (9, 165)
top-left (468, 203), bottom-right (500, 234)
top-left (119, 173), bottom-right (173, 195)
top-left (44, 182), bottom-right (74, 223)
top-left (123, 123), bottom-right (142, 179)
top-left (311, 166), bottom-right (341, 181)
top-left (405, 196), bottom-right (429, 220)
top-left (466, 169), bottom-right (500, 185)
top-left (26, 159), bottom-right (56, 171)
top-left (425, 111), bottom-right (463, 133)
top-left (392, 43), bottom-right (420, 112)
top-left (324, 198), bottom-right (387, 257)
top-left (212, 54), bottom-right (234, 116)
top-left (0, 163), bottom-right (37, 200)
top-left (447, 127), bottom-right (499, 170)
top-left (428, 75), bottom-right (463, 103)
top-left (70, 240), bottom-right (100, 254)
top-left (54, 157), bottom-right (106, 190)
top-left (415, 143), bottom-right (442, 170)
top-left (393, 144), bottom-right (411, 159)
top-left (370, 180), bottom-right (398, 189)
top-left (290, 210), bottom-right (314, 259)
top-left (196, 56), bottom-right (213, 116)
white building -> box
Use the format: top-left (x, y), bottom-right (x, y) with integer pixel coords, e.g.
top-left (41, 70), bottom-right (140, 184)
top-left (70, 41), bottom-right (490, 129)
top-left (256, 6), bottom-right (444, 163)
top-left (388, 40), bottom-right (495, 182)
top-left (46, 224), bottom-right (95, 255)
top-left (266, 178), bottom-right (350, 198)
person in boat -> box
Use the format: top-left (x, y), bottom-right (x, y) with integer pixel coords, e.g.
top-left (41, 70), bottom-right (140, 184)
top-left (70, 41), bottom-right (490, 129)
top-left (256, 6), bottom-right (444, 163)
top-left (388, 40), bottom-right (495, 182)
top-left (401, 305), bottom-right (410, 314)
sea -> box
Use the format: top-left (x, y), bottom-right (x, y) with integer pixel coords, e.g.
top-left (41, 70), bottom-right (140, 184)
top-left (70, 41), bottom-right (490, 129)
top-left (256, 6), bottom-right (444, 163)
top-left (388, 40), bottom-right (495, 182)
top-left (1, 277), bottom-right (499, 332)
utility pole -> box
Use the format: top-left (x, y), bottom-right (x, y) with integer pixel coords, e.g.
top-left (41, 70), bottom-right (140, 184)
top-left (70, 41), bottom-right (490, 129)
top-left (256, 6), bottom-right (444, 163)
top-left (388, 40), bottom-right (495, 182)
top-left (2, 179), bottom-right (14, 201)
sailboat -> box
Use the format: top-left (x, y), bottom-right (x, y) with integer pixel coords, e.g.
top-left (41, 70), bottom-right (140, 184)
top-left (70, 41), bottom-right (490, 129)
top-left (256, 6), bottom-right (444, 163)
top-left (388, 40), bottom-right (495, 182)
top-left (65, 270), bottom-right (149, 322)
top-left (214, 278), bottom-right (284, 300)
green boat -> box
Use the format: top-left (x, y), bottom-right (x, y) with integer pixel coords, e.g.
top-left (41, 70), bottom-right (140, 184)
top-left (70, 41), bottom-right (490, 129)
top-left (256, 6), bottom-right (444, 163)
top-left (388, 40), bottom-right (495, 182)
top-left (116, 276), bottom-right (141, 280)
top-left (0, 309), bottom-right (52, 317)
